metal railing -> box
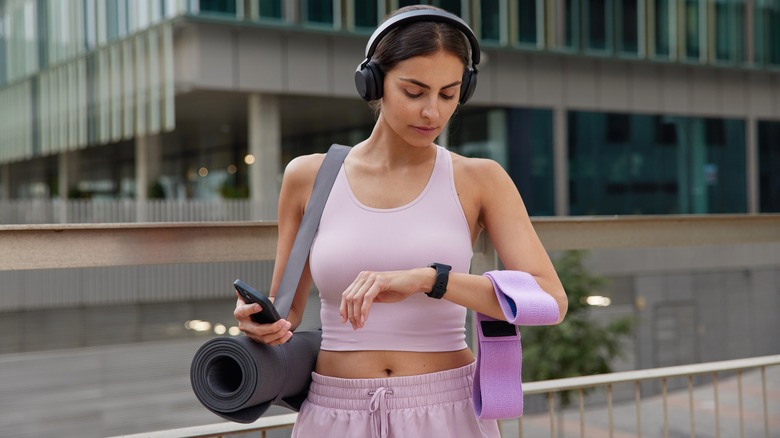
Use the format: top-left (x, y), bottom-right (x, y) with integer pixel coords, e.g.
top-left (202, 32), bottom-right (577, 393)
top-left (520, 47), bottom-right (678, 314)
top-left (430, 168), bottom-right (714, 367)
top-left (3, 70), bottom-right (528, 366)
top-left (111, 354), bottom-right (780, 438)
top-left (1, 214), bottom-right (779, 438)
top-left (517, 354), bottom-right (780, 438)
top-left (0, 199), bottom-right (274, 224)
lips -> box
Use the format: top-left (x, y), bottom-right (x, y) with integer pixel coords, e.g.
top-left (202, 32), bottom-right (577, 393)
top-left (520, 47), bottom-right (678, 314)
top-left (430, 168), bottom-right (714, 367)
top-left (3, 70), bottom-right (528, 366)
top-left (412, 125), bottom-right (438, 136)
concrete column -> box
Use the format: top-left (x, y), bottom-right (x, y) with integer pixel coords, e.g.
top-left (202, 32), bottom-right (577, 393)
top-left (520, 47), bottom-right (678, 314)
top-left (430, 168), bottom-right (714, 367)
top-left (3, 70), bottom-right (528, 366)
top-left (746, 116), bottom-right (759, 213)
top-left (135, 135), bottom-right (162, 222)
top-left (248, 93), bottom-right (281, 220)
top-left (58, 151), bottom-right (80, 223)
top-left (553, 105), bottom-right (569, 216)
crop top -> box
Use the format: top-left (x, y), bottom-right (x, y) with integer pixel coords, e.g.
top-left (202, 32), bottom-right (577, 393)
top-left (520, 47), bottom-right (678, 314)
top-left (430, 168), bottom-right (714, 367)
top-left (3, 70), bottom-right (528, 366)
top-left (309, 146), bottom-right (473, 352)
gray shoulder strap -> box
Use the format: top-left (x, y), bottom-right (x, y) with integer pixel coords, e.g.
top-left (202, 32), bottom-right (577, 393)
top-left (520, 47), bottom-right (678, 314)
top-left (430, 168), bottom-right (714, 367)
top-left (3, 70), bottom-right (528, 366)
top-left (273, 144), bottom-right (350, 319)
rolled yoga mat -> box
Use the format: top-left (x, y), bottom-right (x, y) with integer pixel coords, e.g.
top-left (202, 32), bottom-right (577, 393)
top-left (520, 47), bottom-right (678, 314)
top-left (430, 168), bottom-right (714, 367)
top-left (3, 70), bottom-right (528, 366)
top-left (190, 330), bottom-right (321, 423)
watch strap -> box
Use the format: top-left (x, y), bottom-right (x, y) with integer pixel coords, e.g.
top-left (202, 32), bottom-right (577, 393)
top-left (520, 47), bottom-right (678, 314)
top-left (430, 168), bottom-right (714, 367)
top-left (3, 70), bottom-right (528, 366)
top-left (426, 262), bottom-right (451, 299)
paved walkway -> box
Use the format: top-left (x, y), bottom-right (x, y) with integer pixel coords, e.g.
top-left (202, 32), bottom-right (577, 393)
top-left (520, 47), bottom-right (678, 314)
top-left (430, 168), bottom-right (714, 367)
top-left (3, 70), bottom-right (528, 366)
top-left (503, 364), bottom-right (780, 438)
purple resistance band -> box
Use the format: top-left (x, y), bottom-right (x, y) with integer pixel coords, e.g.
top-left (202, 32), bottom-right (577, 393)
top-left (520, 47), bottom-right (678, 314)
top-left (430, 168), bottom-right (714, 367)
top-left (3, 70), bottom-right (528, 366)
top-left (472, 271), bottom-right (560, 420)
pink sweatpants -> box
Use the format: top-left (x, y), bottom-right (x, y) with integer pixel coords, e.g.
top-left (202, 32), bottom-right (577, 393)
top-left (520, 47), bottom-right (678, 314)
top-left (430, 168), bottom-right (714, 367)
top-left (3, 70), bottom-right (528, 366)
top-left (291, 361), bottom-right (500, 438)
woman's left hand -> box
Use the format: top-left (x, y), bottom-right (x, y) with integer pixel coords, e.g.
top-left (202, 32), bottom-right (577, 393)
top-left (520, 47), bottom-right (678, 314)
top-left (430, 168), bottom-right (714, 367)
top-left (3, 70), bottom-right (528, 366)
top-left (340, 268), bottom-right (434, 330)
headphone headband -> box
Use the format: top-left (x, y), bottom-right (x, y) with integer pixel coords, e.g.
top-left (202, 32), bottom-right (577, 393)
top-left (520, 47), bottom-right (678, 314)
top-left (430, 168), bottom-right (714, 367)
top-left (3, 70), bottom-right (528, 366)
top-left (362, 9), bottom-right (481, 68)
top-left (354, 8), bottom-right (480, 104)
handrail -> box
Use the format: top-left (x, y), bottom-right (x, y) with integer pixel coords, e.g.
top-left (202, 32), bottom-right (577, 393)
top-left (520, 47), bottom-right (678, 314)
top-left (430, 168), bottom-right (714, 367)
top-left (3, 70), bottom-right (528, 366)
top-left (1, 214), bottom-right (778, 271)
top-left (110, 354), bottom-right (780, 438)
top-left (522, 354), bottom-right (780, 393)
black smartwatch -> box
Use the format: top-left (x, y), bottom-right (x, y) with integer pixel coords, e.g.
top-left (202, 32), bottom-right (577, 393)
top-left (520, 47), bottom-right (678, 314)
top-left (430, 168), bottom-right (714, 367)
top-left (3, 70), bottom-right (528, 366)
top-left (426, 263), bottom-right (452, 299)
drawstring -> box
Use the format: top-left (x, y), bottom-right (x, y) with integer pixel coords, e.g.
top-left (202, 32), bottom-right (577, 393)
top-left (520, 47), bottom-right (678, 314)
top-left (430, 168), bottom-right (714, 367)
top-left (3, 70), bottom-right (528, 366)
top-left (368, 387), bottom-right (393, 438)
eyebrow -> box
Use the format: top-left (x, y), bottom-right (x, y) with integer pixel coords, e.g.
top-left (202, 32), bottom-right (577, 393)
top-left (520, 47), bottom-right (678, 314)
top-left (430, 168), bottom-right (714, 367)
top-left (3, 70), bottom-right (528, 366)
top-left (399, 78), bottom-right (461, 90)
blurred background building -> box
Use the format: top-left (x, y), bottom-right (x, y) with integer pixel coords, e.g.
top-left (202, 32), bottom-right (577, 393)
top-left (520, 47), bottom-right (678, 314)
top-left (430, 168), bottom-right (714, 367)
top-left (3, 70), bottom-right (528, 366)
top-left (0, 0), bottom-right (778, 436)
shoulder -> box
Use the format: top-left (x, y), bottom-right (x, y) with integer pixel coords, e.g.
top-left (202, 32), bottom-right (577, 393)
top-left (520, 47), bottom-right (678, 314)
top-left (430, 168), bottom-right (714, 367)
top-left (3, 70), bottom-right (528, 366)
top-left (449, 151), bottom-right (512, 187)
top-left (282, 153), bottom-right (327, 190)
top-left (284, 153), bottom-right (326, 179)
top-left (449, 150), bottom-right (522, 224)
top-left (280, 153), bottom-right (329, 213)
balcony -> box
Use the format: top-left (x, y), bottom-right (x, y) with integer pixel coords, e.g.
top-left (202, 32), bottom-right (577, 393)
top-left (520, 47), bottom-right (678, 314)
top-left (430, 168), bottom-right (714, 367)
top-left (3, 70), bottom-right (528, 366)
top-left (1, 214), bottom-right (778, 437)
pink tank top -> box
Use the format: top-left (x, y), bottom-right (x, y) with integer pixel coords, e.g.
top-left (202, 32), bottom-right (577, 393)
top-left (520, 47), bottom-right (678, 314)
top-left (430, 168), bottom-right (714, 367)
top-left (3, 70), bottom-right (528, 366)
top-left (310, 146), bottom-right (473, 352)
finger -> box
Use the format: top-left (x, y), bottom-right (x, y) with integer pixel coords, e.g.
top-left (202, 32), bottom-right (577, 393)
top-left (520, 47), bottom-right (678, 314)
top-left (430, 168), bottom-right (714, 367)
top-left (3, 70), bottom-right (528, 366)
top-left (233, 301), bottom-right (262, 320)
top-left (266, 330), bottom-right (294, 346)
top-left (360, 284), bottom-right (378, 326)
top-left (341, 275), bottom-right (367, 327)
top-left (351, 279), bottom-right (374, 329)
top-left (243, 319), bottom-right (291, 344)
top-left (339, 281), bottom-right (355, 324)
top-left (344, 290), bottom-right (362, 329)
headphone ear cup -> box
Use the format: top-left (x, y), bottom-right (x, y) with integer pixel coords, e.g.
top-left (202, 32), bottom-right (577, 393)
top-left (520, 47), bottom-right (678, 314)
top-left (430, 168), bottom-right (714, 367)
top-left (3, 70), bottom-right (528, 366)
top-left (459, 68), bottom-right (477, 105)
top-left (354, 61), bottom-right (384, 102)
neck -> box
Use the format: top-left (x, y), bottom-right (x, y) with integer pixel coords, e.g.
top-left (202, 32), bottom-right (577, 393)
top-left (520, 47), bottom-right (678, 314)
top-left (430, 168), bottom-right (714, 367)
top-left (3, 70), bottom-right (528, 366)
top-left (356, 113), bottom-right (437, 168)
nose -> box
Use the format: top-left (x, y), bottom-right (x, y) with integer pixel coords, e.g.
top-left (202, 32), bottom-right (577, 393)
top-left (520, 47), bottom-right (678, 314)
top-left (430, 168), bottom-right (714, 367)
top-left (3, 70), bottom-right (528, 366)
top-left (421, 95), bottom-right (440, 120)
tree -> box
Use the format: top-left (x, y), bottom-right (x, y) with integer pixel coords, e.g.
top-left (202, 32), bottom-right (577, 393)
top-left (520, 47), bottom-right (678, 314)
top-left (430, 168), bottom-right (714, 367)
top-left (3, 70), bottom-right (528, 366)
top-left (521, 250), bottom-right (633, 406)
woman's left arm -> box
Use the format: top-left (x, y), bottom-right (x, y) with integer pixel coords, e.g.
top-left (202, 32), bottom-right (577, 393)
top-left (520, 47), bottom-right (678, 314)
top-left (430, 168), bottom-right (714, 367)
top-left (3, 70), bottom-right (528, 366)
top-left (439, 158), bottom-right (567, 323)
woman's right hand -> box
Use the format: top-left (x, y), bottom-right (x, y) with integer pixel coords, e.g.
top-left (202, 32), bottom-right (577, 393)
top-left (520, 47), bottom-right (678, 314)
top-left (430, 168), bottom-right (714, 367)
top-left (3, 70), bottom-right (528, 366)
top-left (234, 294), bottom-right (293, 345)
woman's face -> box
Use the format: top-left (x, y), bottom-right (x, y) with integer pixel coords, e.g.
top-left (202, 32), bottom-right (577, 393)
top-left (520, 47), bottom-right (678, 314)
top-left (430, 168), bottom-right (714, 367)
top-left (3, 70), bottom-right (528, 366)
top-left (380, 50), bottom-right (464, 148)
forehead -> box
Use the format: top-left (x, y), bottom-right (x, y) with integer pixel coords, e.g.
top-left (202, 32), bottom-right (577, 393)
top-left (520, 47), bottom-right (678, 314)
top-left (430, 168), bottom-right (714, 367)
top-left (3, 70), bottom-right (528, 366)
top-left (388, 51), bottom-right (464, 82)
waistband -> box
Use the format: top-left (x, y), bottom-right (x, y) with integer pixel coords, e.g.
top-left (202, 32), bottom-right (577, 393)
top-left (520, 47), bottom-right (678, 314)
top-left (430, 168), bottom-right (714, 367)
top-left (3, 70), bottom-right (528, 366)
top-left (307, 361), bottom-right (476, 410)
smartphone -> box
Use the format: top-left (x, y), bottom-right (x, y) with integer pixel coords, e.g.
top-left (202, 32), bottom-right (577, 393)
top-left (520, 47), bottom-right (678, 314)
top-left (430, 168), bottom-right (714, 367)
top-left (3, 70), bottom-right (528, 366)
top-left (233, 279), bottom-right (281, 324)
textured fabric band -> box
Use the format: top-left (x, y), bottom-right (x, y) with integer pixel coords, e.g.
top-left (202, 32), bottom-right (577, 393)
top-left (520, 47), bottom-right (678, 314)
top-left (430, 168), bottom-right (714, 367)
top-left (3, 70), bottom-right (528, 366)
top-left (473, 270), bottom-right (560, 419)
top-left (484, 270), bottom-right (559, 326)
top-left (472, 312), bottom-right (523, 419)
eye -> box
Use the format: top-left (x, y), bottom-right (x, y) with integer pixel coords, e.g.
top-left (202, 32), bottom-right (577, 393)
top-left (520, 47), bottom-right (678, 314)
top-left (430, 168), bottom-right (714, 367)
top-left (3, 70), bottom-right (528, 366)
top-left (404, 90), bottom-right (423, 99)
top-left (440, 93), bottom-right (456, 101)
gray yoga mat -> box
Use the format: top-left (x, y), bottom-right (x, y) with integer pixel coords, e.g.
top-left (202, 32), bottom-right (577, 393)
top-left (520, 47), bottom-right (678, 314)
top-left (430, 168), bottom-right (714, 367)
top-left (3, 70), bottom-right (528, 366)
top-left (190, 330), bottom-right (321, 423)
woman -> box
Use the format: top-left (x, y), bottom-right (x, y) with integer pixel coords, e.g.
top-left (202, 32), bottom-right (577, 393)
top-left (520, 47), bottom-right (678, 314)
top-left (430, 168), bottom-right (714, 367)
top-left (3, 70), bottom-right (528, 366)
top-left (234, 5), bottom-right (567, 437)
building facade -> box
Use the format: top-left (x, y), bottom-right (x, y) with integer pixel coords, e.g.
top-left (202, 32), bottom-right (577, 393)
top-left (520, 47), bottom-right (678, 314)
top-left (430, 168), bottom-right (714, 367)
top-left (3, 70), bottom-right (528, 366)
top-left (0, 0), bottom-right (779, 221)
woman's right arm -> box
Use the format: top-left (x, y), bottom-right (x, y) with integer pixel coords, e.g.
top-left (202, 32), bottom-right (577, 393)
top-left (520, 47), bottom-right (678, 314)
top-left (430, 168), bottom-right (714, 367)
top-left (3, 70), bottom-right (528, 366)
top-left (234, 153), bottom-right (325, 345)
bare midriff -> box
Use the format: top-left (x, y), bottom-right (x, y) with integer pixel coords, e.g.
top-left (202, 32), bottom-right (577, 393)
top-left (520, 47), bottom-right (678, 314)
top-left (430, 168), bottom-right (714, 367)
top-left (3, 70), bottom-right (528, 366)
top-left (315, 348), bottom-right (475, 378)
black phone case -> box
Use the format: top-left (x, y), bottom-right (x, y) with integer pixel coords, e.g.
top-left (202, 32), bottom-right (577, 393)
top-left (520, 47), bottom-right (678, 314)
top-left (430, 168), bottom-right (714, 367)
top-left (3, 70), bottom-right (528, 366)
top-left (233, 279), bottom-right (282, 324)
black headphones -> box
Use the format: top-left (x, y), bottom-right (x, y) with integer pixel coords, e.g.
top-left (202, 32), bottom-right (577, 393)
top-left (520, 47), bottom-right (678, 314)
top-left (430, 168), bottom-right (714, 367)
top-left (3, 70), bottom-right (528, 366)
top-left (354, 9), bottom-right (480, 105)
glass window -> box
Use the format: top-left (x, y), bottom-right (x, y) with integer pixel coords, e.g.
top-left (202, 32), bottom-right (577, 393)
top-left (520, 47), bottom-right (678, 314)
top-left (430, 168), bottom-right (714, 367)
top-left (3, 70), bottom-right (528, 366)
top-left (683, 0), bottom-right (700, 59)
top-left (434, 0), bottom-right (463, 15)
top-left (0, 20), bottom-right (6, 86)
top-left (448, 108), bottom-right (554, 216)
top-left (258, 0), bottom-right (283, 19)
top-left (508, 108), bottom-right (555, 216)
top-left (199, 0), bottom-right (237, 15)
top-left (769, 0), bottom-right (780, 64)
top-left (449, 110), bottom-right (506, 163)
top-left (562, 0), bottom-right (580, 49)
top-left (584, 0), bottom-right (609, 51)
top-left (699, 118), bottom-right (746, 213)
top-left (354, 0), bottom-right (378, 29)
top-left (714, 0), bottom-right (730, 61)
top-left (304, 0), bottom-right (335, 26)
top-left (617, 0), bottom-right (639, 54)
top-left (653, 0), bottom-right (671, 57)
top-left (758, 121), bottom-right (780, 212)
top-left (117, 0), bottom-right (129, 38)
top-left (480, 0), bottom-right (502, 41)
top-left (397, 0), bottom-right (421, 8)
top-left (517, 0), bottom-right (539, 45)
top-left (84, 0), bottom-right (97, 51)
top-left (569, 112), bottom-right (746, 215)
